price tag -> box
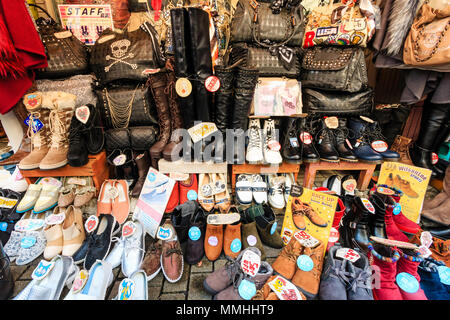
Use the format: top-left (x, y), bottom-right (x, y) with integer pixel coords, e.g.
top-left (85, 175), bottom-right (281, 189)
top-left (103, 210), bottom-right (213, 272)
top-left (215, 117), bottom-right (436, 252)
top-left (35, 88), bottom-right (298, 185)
top-left (361, 198), bottom-right (375, 214)
top-left (431, 152), bottom-right (439, 165)
top-left (396, 272), bottom-right (419, 293)
top-left (268, 140), bottom-right (281, 152)
top-left (24, 115), bottom-right (44, 134)
top-left (328, 227), bottom-right (340, 243)
top-left (360, 116), bottom-right (374, 123)
top-left (324, 116), bottom-right (339, 129)
top-left (289, 137), bottom-right (300, 148)
top-left (113, 154), bottom-right (127, 166)
top-left (204, 75), bottom-right (221, 92)
top-left (377, 186), bottom-right (395, 196)
top-left (32, 260), bottom-right (55, 281)
top-left (371, 140), bottom-right (388, 153)
top-left (346, 139), bottom-right (353, 150)
top-left (122, 221), bottom-right (136, 238)
top-left (417, 245), bottom-right (432, 259)
top-left (238, 279), bottom-right (257, 300)
top-left (118, 278), bottom-right (135, 300)
top-left (247, 235), bottom-right (257, 246)
top-left (45, 212), bottom-right (66, 226)
top-left (393, 203), bottom-right (402, 215)
top-left (267, 275), bottom-right (303, 300)
top-left (230, 238), bottom-right (242, 253)
top-left (15, 219), bottom-right (45, 232)
top-left (72, 270), bottom-right (89, 294)
top-left (437, 266), bottom-right (450, 285)
top-left (336, 248), bottom-right (360, 262)
top-left (188, 226), bottom-right (201, 241)
top-left (54, 30), bottom-right (73, 39)
top-left (23, 93), bottom-right (42, 110)
top-left (187, 122), bottom-right (218, 144)
top-left (297, 255), bottom-right (314, 271)
top-left (187, 190), bottom-right (198, 201)
top-left (342, 179), bottom-right (356, 193)
top-left (85, 215), bottom-right (99, 233)
top-left (293, 230), bottom-right (320, 248)
top-left (300, 132), bottom-right (313, 145)
top-left (207, 236), bottom-right (218, 247)
top-left (75, 106), bottom-right (90, 124)
top-left (0, 197), bottom-right (18, 209)
top-left (169, 172), bottom-right (190, 181)
top-left (67, 177), bottom-right (87, 186)
top-left (157, 226), bottom-right (173, 241)
top-left (21, 236), bottom-right (36, 249)
top-left (420, 231), bottom-right (433, 249)
top-left (240, 249), bottom-right (261, 277)
top-left (270, 221), bottom-right (278, 235)
top-left (175, 78), bottom-right (192, 97)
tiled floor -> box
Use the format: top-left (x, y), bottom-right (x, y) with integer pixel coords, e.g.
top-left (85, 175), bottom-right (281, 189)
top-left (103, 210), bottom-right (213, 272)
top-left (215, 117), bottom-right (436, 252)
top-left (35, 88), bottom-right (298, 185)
top-left (8, 169), bottom-right (441, 300)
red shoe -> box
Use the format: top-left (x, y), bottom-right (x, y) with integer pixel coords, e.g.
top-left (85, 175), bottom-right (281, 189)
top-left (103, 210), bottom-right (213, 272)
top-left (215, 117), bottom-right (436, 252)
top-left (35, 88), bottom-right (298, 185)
top-left (384, 198), bottom-right (410, 242)
top-left (396, 251), bottom-right (428, 300)
top-left (391, 194), bottom-right (420, 234)
top-left (332, 198), bottom-right (345, 229)
top-left (165, 181), bottom-right (179, 213)
top-left (179, 174), bottom-right (198, 205)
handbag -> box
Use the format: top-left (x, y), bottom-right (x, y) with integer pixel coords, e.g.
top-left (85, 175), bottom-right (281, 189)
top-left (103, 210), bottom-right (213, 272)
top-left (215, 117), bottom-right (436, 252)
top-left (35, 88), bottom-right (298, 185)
top-left (230, 0), bottom-right (305, 47)
top-left (302, 87), bottom-right (373, 115)
top-left (403, 2), bottom-right (450, 68)
top-left (303, 0), bottom-right (376, 48)
top-left (301, 46), bottom-right (368, 92)
top-left (129, 126), bottom-right (159, 151)
top-left (29, 4), bottom-right (89, 79)
top-left (96, 83), bottom-right (159, 129)
top-left (230, 43), bottom-right (301, 77)
top-left (105, 128), bottom-right (131, 151)
top-left (90, 21), bottom-right (165, 85)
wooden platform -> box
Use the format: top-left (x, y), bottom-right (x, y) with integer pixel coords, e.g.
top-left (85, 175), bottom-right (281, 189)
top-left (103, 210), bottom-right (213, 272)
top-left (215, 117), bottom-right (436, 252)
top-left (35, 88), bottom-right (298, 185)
top-left (231, 162), bottom-right (300, 191)
top-left (303, 161), bottom-right (377, 191)
top-left (20, 151), bottom-right (109, 194)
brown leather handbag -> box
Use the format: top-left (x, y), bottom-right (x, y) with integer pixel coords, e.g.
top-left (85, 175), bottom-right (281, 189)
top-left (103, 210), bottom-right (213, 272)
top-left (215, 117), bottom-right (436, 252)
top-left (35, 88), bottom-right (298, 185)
top-left (403, 2), bottom-right (450, 68)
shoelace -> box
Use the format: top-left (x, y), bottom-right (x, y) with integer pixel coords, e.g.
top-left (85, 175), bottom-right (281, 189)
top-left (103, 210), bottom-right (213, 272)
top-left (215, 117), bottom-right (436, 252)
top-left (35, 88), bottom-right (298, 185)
top-left (224, 256), bottom-right (241, 282)
top-left (366, 124), bottom-right (386, 142)
top-left (48, 110), bottom-right (67, 149)
top-left (280, 245), bottom-right (300, 263)
top-left (347, 269), bottom-right (372, 292)
top-left (26, 111), bottom-right (44, 150)
top-left (269, 183), bottom-right (284, 196)
top-left (314, 127), bottom-right (336, 145)
top-left (248, 126), bottom-right (262, 150)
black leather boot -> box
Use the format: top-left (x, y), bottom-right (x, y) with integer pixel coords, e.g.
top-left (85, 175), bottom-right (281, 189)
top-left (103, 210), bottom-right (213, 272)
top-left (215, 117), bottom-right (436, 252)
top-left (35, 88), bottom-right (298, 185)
top-left (410, 103), bottom-right (450, 175)
top-left (297, 116), bottom-right (320, 163)
top-left (432, 121), bottom-right (450, 178)
top-left (187, 7), bottom-right (213, 123)
top-left (315, 118), bottom-right (339, 162)
top-left (0, 243), bottom-right (13, 300)
top-left (281, 117), bottom-right (301, 163)
top-left (214, 66), bottom-right (235, 135)
top-left (67, 114), bottom-right (88, 167)
top-left (334, 118), bottom-right (357, 162)
top-left (82, 104), bottom-right (104, 155)
top-left (368, 192), bottom-right (388, 240)
top-left (339, 197), bottom-right (372, 252)
top-left (170, 7), bottom-right (196, 129)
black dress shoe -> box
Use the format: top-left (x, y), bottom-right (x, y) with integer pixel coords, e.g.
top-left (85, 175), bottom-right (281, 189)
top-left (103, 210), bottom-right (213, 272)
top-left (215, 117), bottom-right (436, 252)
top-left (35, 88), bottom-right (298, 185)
top-left (298, 117), bottom-right (320, 163)
top-left (281, 117), bottom-right (302, 164)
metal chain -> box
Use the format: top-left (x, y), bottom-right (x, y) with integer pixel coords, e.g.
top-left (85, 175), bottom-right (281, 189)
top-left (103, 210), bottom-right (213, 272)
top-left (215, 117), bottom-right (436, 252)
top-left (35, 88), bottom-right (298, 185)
top-left (105, 85), bottom-right (140, 129)
top-left (413, 18), bottom-right (450, 62)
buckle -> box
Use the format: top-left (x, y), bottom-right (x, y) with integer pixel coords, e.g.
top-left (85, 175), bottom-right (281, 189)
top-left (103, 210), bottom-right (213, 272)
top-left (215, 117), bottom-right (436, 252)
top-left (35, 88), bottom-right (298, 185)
top-left (349, 222), bottom-right (357, 229)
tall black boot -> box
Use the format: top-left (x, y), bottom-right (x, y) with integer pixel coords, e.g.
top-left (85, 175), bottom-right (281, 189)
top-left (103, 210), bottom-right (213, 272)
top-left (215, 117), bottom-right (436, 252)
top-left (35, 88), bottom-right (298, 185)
top-left (281, 117), bottom-right (301, 164)
top-left (297, 116), bottom-right (320, 163)
top-left (410, 103), bottom-right (450, 174)
top-left (170, 7), bottom-right (196, 129)
top-left (368, 192), bottom-right (388, 240)
top-left (432, 120), bottom-right (450, 178)
top-left (339, 197), bottom-right (372, 252)
top-left (230, 66), bottom-right (259, 164)
top-left (187, 7), bottom-right (213, 123)
top-left (334, 118), bottom-right (357, 162)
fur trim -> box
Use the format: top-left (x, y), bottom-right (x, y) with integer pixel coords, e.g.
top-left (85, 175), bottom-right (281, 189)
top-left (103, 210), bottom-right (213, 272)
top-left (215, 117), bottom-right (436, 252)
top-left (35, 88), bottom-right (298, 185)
top-left (384, 0), bottom-right (421, 56)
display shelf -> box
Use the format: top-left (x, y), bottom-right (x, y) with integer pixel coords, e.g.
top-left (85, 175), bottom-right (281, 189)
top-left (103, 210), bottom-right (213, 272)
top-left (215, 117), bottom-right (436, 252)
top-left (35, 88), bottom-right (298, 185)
top-left (303, 161), bottom-right (377, 191)
top-left (231, 162), bottom-right (300, 192)
top-left (157, 159), bottom-right (228, 174)
top-left (20, 151), bottom-right (109, 195)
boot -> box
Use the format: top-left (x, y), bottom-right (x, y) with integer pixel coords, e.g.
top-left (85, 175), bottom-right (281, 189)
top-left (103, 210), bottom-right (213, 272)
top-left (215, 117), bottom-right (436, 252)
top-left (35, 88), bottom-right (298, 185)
top-left (369, 243), bottom-right (403, 300)
top-left (214, 66), bottom-right (235, 135)
top-left (187, 7), bottom-right (213, 123)
top-left (131, 151), bottom-right (151, 198)
top-left (170, 7), bottom-right (196, 129)
top-left (315, 118), bottom-right (339, 162)
top-left (339, 197), bottom-right (372, 252)
top-left (431, 121), bottom-right (450, 178)
top-left (18, 95), bottom-right (51, 170)
top-left (421, 165), bottom-right (450, 226)
top-left (163, 64), bottom-right (186, 163)
top-left (246, 118), bottom-right (264, 164)
top-left (366, 120), bottom-right (400, 162)
top-left (410, 103), bottom-right (450, 176)
top-left (230, 66), bottom-right (259, 163)
top-left (272, 237), bottom-right (303, 280)
top-left (281, 117), bottom-right (301, 164)
top-left (389, 187), bottom-right (420, 234)
top-left (391, 135), bottom-right (414, 165)
top-left (396, 250), bottom-right (428, 300)
top-left (262, 119), bottom-right (283, 165)
top-left (334, 118), bottom-right (357, 162)
top-left (67, 113), bottom-right (88, 167)
top-left (368, 192), bottom-right (388, 240)
top-left (0, 243), bottom-right (13, 300)
top-left (148, 72), bottom-right (172, 167)
top-left (298, 116), bottom-right (320, 163)
top-left (82, 104), bottom-right (104, 155)
top-left (39, 93), bottom-right (76, 170)
top-left (347, 117), bottom-right (383, 164)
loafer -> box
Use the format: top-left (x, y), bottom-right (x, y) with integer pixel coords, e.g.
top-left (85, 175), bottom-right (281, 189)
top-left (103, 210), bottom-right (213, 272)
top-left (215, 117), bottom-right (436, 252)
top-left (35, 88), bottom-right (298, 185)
top-left (84, 214), bottom-right (117, 270)
top-left (241, 221), bottom-right (265, 260)
top-left (141, 239), bottom-right (162, 281)
top-left (245, 203), bottom-right (283, 249)
top-left (16, 184), bottom-right (42, 213)
top-left (204, 223), bottom-right (224, 262)
top-left (33, 184), bottom-right (59, 214)
top-left (111, 180), bottom-right (130, 225)
top-left (185, 208), bottom-right (206, 265)
top-left (171, 200), bottom-right (198, 243)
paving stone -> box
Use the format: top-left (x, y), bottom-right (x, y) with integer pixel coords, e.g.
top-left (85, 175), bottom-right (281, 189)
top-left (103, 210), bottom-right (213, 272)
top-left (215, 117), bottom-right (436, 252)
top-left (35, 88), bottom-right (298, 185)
top-left (10, 264), bottom-right (29, 281)
top-left (160, 293), bottom-right (185, 300)
top-left (187, 273), bottom-right (212, 300)
top-left (60, 286), bottom-right (70, 300)
top-left (263, 245), bottom-right (281, 259)
top-left (190, 257), bottom-right (213, 273)
top-left (107, 280), bottom-right (120, 300)
top-left (11, 280), bottom-right (28, 299)
top-left (162, 263), bottom-right (190, 293)
top-left (18, 259), bottom-right (40, 280)
top-left (213, 258), bottom-right (227, 271)
top-left (148, 285), bottom-right (161, 300)
top-left (148, 271), bottom-right (164, 287)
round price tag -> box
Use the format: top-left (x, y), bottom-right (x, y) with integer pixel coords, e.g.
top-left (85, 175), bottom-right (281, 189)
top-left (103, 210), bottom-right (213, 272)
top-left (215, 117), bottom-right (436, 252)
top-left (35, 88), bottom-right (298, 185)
top-left (396, 272), bottom-right (419, 293)
top-left (238, 279), bottom-right (257, 300)
top-left (187, 190), bottom-right (198, 201)
top-left (297, 255), bottom-right (314, 272)
top-left (361, 198), bottom-right (375, 214)
top-left (328, 227), bottom-right (340, 243)
top-left (85, 215), bottom-right (99, 233)
top-left (268, 140), bottom-right (281, 152)
top-left (247, 235), bottom-right (257, 246)
top-left (324, 117), bottom-right (339, 129)
top-left (175, 78), bottom-right (192, 97)
top-left (377, 186), bottom-right (395, 196)
top-left (437, 266), bottom-right (450, 285)
top-left (300, 132), bottom-right (313, 145)
top-left (208, 236), bottom-right (218, 247)
top-left (122, 221), bottom-right (136, 238)
top-left (204, 75), bottom-right (221, 92)
top-left (230, 238), bottom-right (242, 253)
top-left (148, 173), bottom-right (156, 182)
top-left (431, 152), bottom-right (439, 165)
top-left (189, 226), bottom-right (201, 241)
top-left (393, 203), bottom-right (402, 215)
top-left (0, 222), bottom-right (7, 232)
top-left (75, 106), bottom-right (90, 124)
top-left (21, 236), bottom-right (36, 249)
top-left (270, 221), bottom-right (278, 235)
top-left (371, 140), bottom-right (388, 153)
top-left (72, 270), bottom-right (89, 294)
top-left (113, 154), bottom-right (127, 166)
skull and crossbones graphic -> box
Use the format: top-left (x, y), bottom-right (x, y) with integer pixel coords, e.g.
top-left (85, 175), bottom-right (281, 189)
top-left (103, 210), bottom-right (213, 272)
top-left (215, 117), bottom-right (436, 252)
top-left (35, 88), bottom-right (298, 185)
top-left (104, 39), bottom-right (138, 72)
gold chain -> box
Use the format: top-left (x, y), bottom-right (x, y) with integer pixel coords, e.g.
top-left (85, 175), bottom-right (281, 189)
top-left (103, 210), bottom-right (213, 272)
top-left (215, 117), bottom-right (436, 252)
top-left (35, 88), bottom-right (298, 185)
top-left (105, 85), bottom-right (140, 129)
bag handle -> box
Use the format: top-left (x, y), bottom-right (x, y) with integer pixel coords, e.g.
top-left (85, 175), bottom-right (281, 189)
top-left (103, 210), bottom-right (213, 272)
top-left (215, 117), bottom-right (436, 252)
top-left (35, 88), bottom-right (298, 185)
top-left (28, 3), bottom-right (58, 24)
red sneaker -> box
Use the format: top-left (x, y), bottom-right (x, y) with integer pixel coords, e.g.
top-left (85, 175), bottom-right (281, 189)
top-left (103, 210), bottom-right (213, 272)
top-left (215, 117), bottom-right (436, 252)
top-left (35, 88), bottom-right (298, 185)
top-left (165, 181), bottom-right (179, 213)
top-left (179, 174), bottom-right (198, 205)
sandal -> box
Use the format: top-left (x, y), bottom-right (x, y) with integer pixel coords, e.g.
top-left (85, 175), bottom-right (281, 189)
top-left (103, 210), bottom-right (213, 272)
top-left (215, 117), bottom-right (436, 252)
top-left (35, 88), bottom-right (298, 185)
top-left (198, 173), bottom-right (215, 212)
top-left (73, 177), bottom-right (96, 207)
top-left (213, 173), bottom-right (231, 213)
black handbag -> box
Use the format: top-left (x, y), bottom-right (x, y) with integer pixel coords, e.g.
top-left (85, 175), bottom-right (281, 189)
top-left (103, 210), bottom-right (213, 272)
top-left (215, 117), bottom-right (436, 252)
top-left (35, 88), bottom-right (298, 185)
top-left (301, 47), bottom-right (368, 93)
top-left (30, 4), bottom-right (89, 79)
top-left (230, 43), bottom-right (301, 77)
top-left (302, 88), bottom-right (374, 116)
top-left (129, 126), bottom-right (159, 151)
top-left (96, 83), bottom-right (159, 130)
top-left (105, 128), bottom-right (131, 151)
top-left (90, 21), bottom-right (165, 85)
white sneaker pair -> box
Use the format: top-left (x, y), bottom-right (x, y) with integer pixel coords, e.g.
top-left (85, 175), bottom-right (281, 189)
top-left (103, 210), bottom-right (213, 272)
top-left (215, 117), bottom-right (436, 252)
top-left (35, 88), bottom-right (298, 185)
top-left (268, 173), bottom-right (295, 209)
top-left (236, 174), bottom-right (268, 205)
top-left (246, 119), bottom-right (282, 165)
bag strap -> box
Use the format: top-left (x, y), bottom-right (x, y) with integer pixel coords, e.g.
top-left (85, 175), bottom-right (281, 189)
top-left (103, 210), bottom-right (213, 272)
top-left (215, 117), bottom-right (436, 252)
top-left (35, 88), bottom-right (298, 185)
top-left (28, 3), bottom-right (57, 24)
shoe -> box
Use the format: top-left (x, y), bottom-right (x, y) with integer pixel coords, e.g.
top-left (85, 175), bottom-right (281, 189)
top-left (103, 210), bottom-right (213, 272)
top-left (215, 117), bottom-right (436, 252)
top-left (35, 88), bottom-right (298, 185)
top-left (347, 117), bottom-right (384, 164)
top-left (15, 229), bottom-right (47, 266)
top-left (368, 192), bottom-right (389, 240)
top-left (422, 165), bottom-right (450, 226)
top-left (253, 275), bottom-right (306, 300)
top-left (314, 118), bottom-right (339, 162)
top-left (67, 112), bottom-right (88, 167)
top-left (141, 239), bottom-right (162, 281)
top-left (245, 203), bottom-right (283, 248)
top-left (223, 222), bottom-right (242, 259)
top-left (198, 173), bottom-right (215, 212)
top-left (165, 181), bottom-right (180, 214)
top-left (281, 117), bottom-right (302, 164)
top-left (160, 219), bottom-right (184, 283)
top-left (0, 243), bottom-right (14, 300)
top-left (0, 167), bottom-right (28, 193)
top-left (246, 118), bottom-right (264, 164)
top-left (61, 205), bottom-right (86, 257)
top-left (241, 220), bottom-right (265, 260)
top-left (214, 66), bottom-right (235, 136)
top-left (339, 197), bottom-right (373, 251)
top-left (391, 135), bottom-right (414, 165)
top-left (111, 180), bottom-right (130, 224)
top-left (171, 200), bottom-right (198, 243)
top-left (58, 183), bottom-right (75, 208)
top-left (213, 173), bottom-right (231, 213)
top-left (73, 185), bottom-right (96, 208)
top-left (268, 175), bottom-right (285, 209)
top-left (272, 237), bottom-right (304, 280)
top-left (291, 198), bottom-right (306, 230)
top-left (81, 104), bottom-right (104, 155)
top-left (365, 120), bottom-right (400, 162)
top-left (298, 116), bottom-right (320, 163)
top-left (121, 221), bottom-right (145, 278)
top-left (97, 180), bottom-right (114, 215)
top-left (417, 257), bottom-right (450, 300)
top-left (236, 174), bottom-right (253, 205)
top-left (204, 223), bottom-right (224, 262)
top-left (322, 175), bottom-right (342, 195)
top-left (131, 151), bottom-right (151, 198)
top-left (263, 119), bottom-right (283, 165)
top-left (185, 208), bottom-right (206, 265)
top-left (251, 174), bottom-right (268, 205)
top-left (43, 222), bottom-right (63, 260)
top-left (284, 173), bottom-right (295, 203)
top-left (334, 118), bottom-right (358, 162)
top-left (84, 214), bottom-right (117, 270)
top-left (33, 184), bottom-right (59, 214)
top-left (16, 183), bottom-right (42, 213)
top-left (179, 174), bottom-right (198, 205)
top-left (115, 270), bottom-right (148, 300)
top-left (396, 249), bottom-right (428, 300)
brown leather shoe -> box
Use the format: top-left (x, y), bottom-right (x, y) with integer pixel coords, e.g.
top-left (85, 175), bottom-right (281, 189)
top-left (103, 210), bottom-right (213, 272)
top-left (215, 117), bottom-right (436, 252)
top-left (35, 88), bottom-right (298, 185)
top-left (272, 237), bottom-right (304, 280)
top-left (131, 150), bottom-right (151, 197)
top-left (411, 230), bottom-right (450, 267)
top-left (141, 239), bottom-right (163, 280)
top-left (391, 135), bottom-right (413, 166)
top-left (291, 198), bottom-right (306, 230)
top-left (204, 223), bottom-right (223, 261)
top-left (223, 222), bottom-right (242, 259)
top-left (160, 219), bottom-right (184, 283)
top-left (293, 199), bottom-right (327, 228)
top-left (291, 241), bottom-right (325, 299)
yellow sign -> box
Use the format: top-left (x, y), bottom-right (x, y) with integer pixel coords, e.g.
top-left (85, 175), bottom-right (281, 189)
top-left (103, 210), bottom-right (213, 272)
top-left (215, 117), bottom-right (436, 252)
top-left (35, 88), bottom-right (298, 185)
top-left (378, 162), bottom-right (432, 223)
top-left (281, 185), bottom-right (338, 256)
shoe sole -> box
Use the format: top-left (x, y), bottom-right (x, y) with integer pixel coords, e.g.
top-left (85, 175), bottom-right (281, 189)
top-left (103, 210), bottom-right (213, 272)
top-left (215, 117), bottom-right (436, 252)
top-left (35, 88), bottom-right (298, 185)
top-left (285, 159), bottom-right (302, 164)
top-left (320, 158), bottom-right (340, 163)
top-left (383, 158), bottom-right (400, 162)
top-left (18, 163), bottom-right (40, 170)
top-left (207, 213), bottom-right (241, 225)
top-left (39, 160), bottom-right (68, 170)
top-left (359, 159), bottom-right (383, 164)
top-left (339, 158), bottom-right (358, 163)
top-left (203, 278), bottom-right (221, 296)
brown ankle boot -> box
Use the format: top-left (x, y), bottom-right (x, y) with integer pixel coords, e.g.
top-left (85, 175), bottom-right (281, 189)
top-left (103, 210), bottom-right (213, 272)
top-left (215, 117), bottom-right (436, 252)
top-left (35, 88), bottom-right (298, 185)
top-left (391, 135), bottom-right (413, 165)
top-left (131, 150), bottom-right (151, 197)
top-left (147, 72), bottom-right (172, 168)
top-left (272, 237), bottom-right (304, 280)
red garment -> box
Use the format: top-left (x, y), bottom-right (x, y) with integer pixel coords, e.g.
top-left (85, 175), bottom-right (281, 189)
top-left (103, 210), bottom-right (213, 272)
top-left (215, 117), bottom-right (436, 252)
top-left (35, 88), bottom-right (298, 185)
top-left (0, 0), bottom-right (47, 114)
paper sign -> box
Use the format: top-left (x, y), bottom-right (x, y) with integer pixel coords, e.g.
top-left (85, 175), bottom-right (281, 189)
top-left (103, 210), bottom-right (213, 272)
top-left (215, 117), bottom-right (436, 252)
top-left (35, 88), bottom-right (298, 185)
top-left (267, 276), bottom-right (303, 300)
top-left (336, 248), bottom-right (360, 262)
top-left (293, 230), bottom-right (320, 248)
top-left (240, 250), bottom-right (261, 277)
top-left (187, 122), bottom-right (218, 144)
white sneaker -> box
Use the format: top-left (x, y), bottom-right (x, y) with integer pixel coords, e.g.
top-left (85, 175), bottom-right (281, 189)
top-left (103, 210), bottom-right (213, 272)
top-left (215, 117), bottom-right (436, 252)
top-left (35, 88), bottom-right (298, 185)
top-left (263, 119), bottom-right (282, 165)
top-left (284, 173), bottom-right (295, 203)
top-left (246, 119), bottom-right (264, 164)
top-left (322, 175), bottom-right (342, 195)
top-left (7, 167), bottom-right (28, 193)
top-left (236, 174), bottom-right (253, 205)
top-left (268, 174), bottom-right (285, 209)
top-left (251, 174), bottom-right (267, 204)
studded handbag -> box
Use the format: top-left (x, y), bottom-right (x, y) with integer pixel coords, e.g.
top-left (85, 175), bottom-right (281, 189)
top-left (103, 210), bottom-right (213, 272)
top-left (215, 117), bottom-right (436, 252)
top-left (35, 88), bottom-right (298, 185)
top-left (29, 4), bottom-right (89, 79)
top-left (90, 21), bottom-right (165, 85)
top-left (301, 46), bottom-right (368, 92)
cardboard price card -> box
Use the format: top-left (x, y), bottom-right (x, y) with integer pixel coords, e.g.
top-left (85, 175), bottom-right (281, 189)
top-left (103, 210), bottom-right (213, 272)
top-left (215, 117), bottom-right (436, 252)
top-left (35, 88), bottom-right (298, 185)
top-left (281, 185), bottom-right (338, 256)
top-left (378, 162), bottom-right (432, 223)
